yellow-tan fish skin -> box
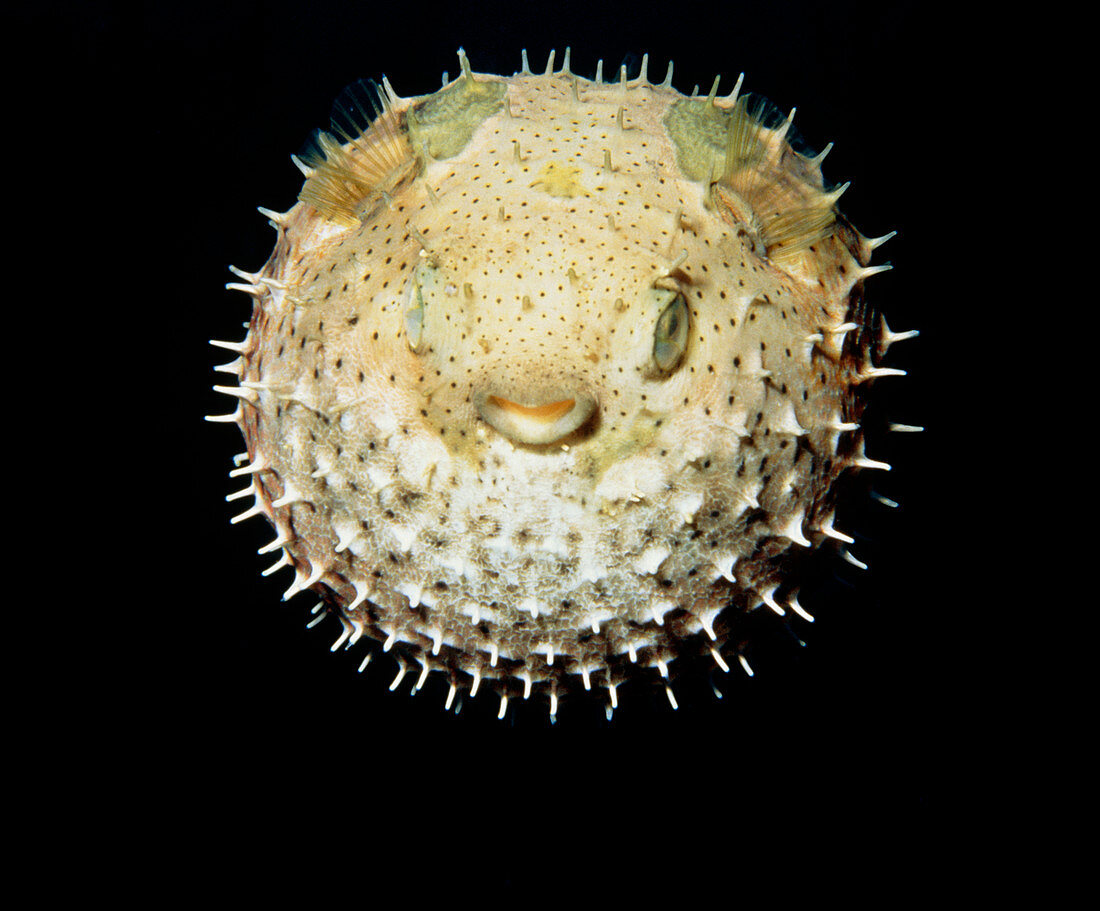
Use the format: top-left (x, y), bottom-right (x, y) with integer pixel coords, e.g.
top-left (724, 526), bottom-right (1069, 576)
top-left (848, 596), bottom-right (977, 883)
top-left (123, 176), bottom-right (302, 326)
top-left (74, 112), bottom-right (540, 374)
top-left (219, 55), bottom-right (896, 712)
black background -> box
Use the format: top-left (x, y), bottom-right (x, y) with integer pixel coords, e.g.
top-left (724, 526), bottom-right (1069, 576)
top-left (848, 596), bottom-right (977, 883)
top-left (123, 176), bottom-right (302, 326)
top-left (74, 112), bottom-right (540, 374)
top-left (39, 0), bottom-right (1005, 889)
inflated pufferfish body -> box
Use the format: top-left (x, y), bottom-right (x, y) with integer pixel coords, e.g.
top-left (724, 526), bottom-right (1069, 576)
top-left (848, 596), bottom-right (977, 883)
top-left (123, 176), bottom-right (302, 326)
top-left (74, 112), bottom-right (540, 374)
top-left (210, 49), bottom-right (911, 719)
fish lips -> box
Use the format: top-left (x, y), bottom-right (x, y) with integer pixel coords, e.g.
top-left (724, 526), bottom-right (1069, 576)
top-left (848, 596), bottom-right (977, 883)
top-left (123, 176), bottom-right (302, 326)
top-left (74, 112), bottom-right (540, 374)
top-left (473, 389), bottom-right (598, 445)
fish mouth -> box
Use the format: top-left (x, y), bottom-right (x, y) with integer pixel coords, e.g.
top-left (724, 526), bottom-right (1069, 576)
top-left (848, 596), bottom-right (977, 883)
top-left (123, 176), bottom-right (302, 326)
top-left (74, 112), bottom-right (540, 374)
top-left (474, 390), bottom-right (597, 445)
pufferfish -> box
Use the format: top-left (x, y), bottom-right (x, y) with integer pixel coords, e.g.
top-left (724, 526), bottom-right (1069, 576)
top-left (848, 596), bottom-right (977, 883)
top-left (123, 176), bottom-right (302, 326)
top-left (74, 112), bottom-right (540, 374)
top-left (209, 48), bottom-right (915, 720)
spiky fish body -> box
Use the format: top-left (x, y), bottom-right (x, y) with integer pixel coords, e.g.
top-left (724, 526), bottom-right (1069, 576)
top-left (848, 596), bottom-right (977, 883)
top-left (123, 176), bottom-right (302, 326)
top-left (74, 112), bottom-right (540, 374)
top-left (210, 49), bottom-right (910, 719)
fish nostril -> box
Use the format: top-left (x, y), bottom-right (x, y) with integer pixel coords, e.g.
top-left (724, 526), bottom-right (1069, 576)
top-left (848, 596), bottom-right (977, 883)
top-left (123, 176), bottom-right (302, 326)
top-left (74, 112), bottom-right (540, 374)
top-left (475, 391), bottom-right (595, 445)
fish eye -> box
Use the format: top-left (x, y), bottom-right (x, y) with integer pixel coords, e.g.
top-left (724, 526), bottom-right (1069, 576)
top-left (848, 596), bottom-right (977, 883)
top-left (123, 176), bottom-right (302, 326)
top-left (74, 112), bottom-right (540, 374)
top-left (404, 280), bottom-right (425, 352)
top-left (653, 292), bottom-right (689, 372)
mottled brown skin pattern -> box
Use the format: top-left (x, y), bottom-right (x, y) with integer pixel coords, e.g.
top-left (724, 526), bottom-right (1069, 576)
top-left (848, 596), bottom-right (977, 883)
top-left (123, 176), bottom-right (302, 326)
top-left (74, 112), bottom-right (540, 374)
top-left (216, 54), bottom-right (897, 716)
